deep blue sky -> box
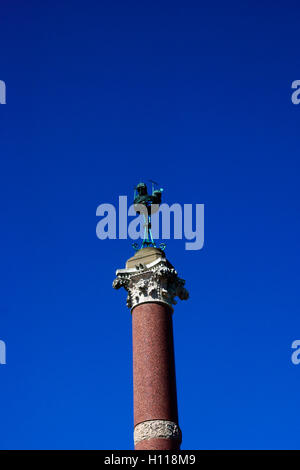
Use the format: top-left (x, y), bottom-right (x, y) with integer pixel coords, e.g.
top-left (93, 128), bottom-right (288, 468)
top-left (1, 1), bottom-right (300, 450)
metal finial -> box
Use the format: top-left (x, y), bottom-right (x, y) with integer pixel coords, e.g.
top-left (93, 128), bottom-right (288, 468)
top-left (133, 181), bottom-right (164, 251)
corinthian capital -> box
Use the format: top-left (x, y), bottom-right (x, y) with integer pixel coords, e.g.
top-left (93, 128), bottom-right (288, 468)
top-left (113, 247), bottom-right (189, 312)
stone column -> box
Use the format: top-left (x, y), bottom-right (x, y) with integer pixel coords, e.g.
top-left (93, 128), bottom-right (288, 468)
top-left (113, 247), bottom-right (188, 450)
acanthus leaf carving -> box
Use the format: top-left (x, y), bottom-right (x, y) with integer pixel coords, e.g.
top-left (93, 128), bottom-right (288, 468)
top-left (113, 257), bottom-right (189, 312)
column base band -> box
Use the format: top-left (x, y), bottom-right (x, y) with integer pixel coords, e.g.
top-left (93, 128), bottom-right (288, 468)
top-left (134, 420), bottom-right (182, 445)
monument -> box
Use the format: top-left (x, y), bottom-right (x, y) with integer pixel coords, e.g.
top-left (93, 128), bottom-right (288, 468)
top-left (113, 183), bottom-right (189, 450)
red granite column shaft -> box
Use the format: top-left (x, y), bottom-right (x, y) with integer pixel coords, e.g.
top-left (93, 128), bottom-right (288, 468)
top-left (132, 302), bottom-right (180, 450)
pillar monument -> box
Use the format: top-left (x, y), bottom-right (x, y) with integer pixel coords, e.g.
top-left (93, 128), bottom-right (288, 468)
top-left (113, 246), bottom-right (189, 450)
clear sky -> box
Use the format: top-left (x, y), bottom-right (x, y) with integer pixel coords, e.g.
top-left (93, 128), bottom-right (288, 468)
top-left (1, 1), bottom-right (300, 450)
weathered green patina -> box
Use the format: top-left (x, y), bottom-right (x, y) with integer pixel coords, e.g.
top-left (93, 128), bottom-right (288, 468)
top-left (132, 182), bottom-right (165, 251)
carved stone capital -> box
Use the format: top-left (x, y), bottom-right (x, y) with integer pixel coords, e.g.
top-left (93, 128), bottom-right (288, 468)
top-left (113, 250), bottom-right (189, 312)
top-left (134, 420), bottom-right (182, 445)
